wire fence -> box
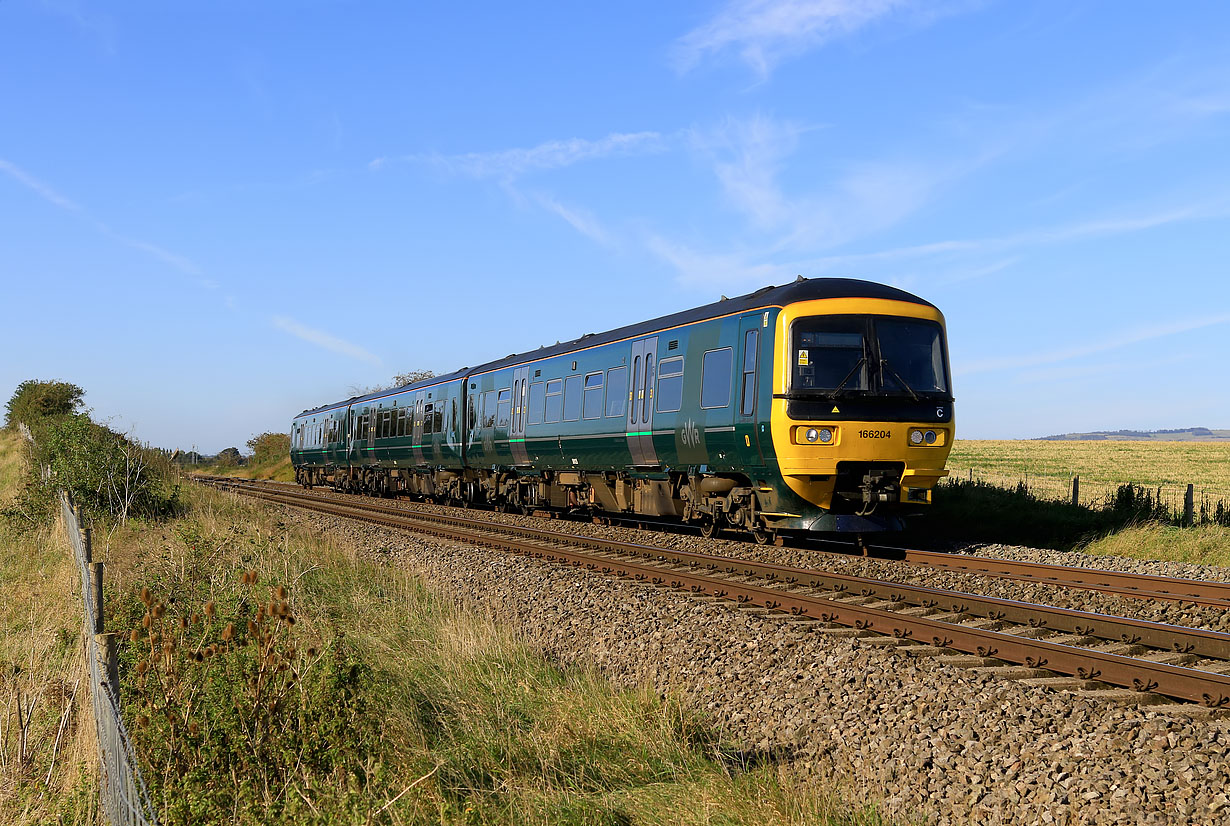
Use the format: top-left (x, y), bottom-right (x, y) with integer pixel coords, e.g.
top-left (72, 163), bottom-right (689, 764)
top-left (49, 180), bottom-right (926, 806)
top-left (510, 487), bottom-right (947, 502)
top-left (942, 469), bottom-right (1230, 527)
top-left (61, 492), bottom-right (158, 826)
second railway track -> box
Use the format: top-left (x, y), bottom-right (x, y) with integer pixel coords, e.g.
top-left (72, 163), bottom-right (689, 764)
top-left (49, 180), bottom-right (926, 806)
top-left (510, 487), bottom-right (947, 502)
top-left (201, 476), bottom-right (1230, 709)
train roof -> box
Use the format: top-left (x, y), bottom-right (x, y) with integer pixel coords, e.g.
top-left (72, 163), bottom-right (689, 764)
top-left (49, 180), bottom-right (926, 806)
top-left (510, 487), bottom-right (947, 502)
top-left (466, 276), bottom-right (934, 375)
top-left (293, 277), bottom-right (933, 418)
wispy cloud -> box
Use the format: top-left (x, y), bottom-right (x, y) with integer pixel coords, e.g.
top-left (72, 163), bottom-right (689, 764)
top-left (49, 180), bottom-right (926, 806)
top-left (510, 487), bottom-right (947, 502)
top-left (532, 194), bottom-right (614, 246)
top-left (957, 313), bottom-right (1230, 377)
top-left (371, 131), bottom-right (665, 183)
top-left (272, 316), bottom-right (382, 365)
top-left (672, 0), bottom-right (954, 79)
top-left (0, 158), bottom-right (82, 211)
top-left (0, 157), bottom-right (205, 279)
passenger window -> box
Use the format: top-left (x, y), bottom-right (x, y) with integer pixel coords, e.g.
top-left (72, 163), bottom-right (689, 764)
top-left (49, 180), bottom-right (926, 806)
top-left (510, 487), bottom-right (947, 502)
top-left (484, 390), bottom-right (497, 429)
top-left (423, 403), bottom-right (434, 435)
top-left (701, 348), bottom-right (734, 409)
top-left (545, 379), bottom-right (563, 423)
top-left (605, 366), bottom-right (627, 418)
top-left (433, 406), bottom-right (444, 435)
top-left (656, 357), bottom-right (684, 413)
top-left (583, 372), bottom-right (603, 419)
top-left (467, 396), bottom-right (477, 430)
top-left (496, 389), bottom-right (511, 429)
top-left (528, 381), bottom-right (545, 425)
top-left (563, 375), bottom-right (582, 421)
top-left (741, 330), bottom-right (758, 416)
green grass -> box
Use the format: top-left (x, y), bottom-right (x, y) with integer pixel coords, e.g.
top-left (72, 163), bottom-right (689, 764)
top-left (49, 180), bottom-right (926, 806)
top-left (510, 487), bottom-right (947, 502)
top-left (195, 453), bottom-right (295, 483)
top-left (1078, 522), bottom-right (1230, 568)
top-left (104, 482), bottom-right (886, 825)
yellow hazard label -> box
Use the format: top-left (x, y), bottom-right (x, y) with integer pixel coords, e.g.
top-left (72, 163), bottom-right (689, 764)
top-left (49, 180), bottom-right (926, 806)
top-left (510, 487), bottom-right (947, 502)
top-left (798, 350), bottom-right (809, 366)
top-left (831, 406), bottom-right (840, 414)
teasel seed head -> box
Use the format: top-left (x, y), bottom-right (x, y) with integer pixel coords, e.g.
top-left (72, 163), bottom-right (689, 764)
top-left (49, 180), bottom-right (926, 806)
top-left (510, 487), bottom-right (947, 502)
top-left (306, 647), bottom-right (317, 659)
top-left (137, 659), bottom-right (149, 676)
top-left (222, 622), bottom-right (235, 642)
top-left (204, 601), bottom-right (216, 619)
top-left (142, 613), bottom-right (152, 629)
top-left (179, 616), bottom-right (188, 631)
top-left (188, 722), bottom-right (199, 736)
top-left (192, 612), bottom-right (202, 626)
top-left (139, 587), bottom-right (152, 606)
top-left (247, 620), bottom-right (258, 637)
top-left (138, 715), bottom-right (149, 728)
top-left (129, 628), bottom-right (141, 642)
top-left (152, 603), bottom-right (166, 619)
top-left (275, 585), bottom-right (287, 601)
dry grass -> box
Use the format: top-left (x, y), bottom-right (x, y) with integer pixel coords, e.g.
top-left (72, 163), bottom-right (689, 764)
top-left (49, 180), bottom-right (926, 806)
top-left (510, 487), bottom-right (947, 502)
top-left (0, 429), bottom-right (98, 825)
top-left (198, 454), bottom-right (295, 483)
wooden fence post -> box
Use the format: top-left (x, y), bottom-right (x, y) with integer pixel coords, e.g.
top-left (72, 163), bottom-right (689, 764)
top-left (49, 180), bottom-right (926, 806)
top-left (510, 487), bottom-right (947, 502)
top-left (96, 633), bottom-right (120, 700)
top-left (1071, 475), bottom-right (1080, 507)
top-left (79, 527), bottom-right (92, 564)
top-left (1184, 484), bottom-right (1195, 527)
top-left (89, 562), bottom-right (104, 635)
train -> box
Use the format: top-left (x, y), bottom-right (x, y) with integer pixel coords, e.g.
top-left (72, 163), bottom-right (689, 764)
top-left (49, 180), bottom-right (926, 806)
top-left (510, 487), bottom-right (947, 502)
top-left (289, 276), bottom-right (954, 543)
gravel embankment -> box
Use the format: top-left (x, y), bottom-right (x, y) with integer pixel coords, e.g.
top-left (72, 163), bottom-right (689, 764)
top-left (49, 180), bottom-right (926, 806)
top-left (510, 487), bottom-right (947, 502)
top-left (314, 492), bottom-right (1230, 634)
top-left (278, 502), bottom-right (1230, 826)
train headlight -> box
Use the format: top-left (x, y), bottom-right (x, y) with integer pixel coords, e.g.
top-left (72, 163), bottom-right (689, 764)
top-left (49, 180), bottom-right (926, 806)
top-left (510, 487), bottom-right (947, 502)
top-left (805, 428), bottom-right (820, 443)
top-left (818, 428), bottom-right (833, 443)
top-left (910, 430), bottom-right (924, 445)
top-left (924, 430), bottom-right (937, 444)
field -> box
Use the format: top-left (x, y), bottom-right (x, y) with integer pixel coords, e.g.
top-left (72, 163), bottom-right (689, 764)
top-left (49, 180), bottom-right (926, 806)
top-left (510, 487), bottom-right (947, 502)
top-left (946, 439), bottom-right (1230, 507)
top-left (936, 438), bottom-right (1230, 564)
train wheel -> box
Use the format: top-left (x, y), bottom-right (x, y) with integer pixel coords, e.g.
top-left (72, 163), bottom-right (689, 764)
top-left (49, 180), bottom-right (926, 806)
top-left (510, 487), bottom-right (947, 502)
top-left (751, 525), bottom-right (774, 545)
top-left (699, 516), bottom-right (719, 539)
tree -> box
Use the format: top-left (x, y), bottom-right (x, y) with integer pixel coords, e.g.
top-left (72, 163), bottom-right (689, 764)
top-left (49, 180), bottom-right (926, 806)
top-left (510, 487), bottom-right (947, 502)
top-left (347, 369), bottom-right (436, 396)
top-left (5, 380), bottom-right (85, 429)
top-left (216, 447), bottom-right (242, 466)
top-left (246, 432), bottom-right (290, 465)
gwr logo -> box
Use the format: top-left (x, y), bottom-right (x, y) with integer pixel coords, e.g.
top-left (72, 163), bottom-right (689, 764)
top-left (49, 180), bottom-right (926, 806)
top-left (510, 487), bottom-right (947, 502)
top-left (679, 419), bottom-right (701, 448)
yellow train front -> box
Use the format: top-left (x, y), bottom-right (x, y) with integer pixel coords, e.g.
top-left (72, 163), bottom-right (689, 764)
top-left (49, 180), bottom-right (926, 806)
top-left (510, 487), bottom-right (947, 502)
top-left (758, 281), bottom-right (954, 536)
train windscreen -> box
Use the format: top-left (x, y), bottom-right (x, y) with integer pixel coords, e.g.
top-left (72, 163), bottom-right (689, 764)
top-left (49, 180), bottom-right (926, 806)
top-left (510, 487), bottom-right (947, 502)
top-left (790, 315), bottom-right (948, 397)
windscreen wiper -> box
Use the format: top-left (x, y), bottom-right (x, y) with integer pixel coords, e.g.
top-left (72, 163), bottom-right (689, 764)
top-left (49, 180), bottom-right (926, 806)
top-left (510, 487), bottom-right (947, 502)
top-left (879, 359), bottom-right (920, 402)
top-left (825, 357), bottom-right (867, 400)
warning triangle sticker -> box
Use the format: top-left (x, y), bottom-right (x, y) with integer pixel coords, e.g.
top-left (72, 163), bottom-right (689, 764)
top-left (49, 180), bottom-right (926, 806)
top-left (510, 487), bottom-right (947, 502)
top-left (831, 406), bottom-right (840, 414)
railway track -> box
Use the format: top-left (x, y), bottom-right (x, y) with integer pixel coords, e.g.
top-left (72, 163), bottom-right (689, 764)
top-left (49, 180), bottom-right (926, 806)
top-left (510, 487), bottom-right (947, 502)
top-left (196, 475), bottom-right (1230, 608)
top-left (200, 476), bottom-right (1230, 708)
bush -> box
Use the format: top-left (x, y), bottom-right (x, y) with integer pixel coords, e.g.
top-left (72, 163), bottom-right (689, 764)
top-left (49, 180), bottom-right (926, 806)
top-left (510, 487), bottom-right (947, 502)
top-left (4, 413), bottom-right (180, 529)
top-left (4, 380), bottom-right (84, 429)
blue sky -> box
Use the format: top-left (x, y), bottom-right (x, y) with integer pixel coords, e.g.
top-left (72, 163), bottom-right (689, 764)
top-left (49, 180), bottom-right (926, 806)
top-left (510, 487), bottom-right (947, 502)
top-left (3, 1), bottom-right (1229, 452)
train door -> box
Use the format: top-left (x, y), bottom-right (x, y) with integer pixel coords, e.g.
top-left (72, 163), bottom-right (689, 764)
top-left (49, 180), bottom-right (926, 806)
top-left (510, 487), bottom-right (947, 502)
top-left (510, 366), bottom-right (530, 466)
top-left (412, 392), bottom-right (426, 466)
top-left (626, 337), bottom-right (659, 466)
top-left (347, 407), bottom-right (359, 466)
top-left (737, 315), bottom-right (766, 466)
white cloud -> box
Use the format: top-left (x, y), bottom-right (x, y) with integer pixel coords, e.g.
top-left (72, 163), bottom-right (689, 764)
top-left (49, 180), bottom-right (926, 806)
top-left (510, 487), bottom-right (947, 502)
top-left (272, 316), bottom-right (382, 365)
top-left (376, 131), bottom-right (665, 183)
top-left (673, 0), bottom-right (921, 79)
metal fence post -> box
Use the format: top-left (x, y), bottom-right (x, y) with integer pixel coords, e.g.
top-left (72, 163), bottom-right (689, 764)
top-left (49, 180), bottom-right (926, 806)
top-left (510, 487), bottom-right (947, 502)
top-left (1071, 475), bottom-right (1080, 507)
top-left (1184, 484), bottom-right (1195, 527)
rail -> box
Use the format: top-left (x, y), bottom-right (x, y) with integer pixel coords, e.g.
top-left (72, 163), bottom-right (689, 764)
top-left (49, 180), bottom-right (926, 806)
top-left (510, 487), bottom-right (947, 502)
top-left (62, 493), bottom-right (158, 826)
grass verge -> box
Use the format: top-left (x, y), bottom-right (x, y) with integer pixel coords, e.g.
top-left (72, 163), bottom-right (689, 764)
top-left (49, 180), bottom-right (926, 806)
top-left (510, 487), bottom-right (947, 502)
top-left (0, 429), bottom-right (98, 825)
top-left (104, 481), bottom-right (886, 825)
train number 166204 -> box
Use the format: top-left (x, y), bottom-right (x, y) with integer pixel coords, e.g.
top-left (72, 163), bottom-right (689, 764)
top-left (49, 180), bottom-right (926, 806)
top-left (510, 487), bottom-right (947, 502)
top-left (858, 429), bottom-right (892, 439)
